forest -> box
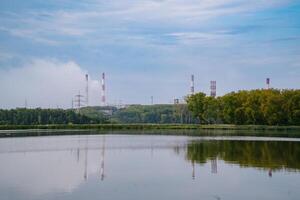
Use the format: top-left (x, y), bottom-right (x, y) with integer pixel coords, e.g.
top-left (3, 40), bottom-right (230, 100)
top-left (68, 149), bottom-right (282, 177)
top-left (0, 105), bottom-right (196, 125)
top-left (110, 104), bottom-right (197, 124)
top-left (0, 89), bottom-right (299, 126)
top-left (0, 108), bottom-right (104, 125)
top-left (187, 89), bottom-right (300, 125)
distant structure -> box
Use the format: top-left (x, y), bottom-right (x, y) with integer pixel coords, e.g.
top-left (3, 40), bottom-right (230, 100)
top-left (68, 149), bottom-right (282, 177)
top-left (174, 98), bottom-right (180, 104)
top-left (74, 91), bottom-right (85, 110)
top-left (190, 74), bottom-right (195, 95)
top-left (266, 78), bottom-right (270, 89)
top-left (210, 81), bottom-right (216, 97)
top-left (101, 73), bottom-right (106, 106)
top-left (151, 96), bottom-right (154, 105)
top-left (85, 74), bottom-right (89, 106)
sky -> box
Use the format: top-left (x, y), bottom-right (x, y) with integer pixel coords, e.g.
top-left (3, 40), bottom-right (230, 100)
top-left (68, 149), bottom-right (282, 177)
top-left (0, 0), bottom-right (300, 108)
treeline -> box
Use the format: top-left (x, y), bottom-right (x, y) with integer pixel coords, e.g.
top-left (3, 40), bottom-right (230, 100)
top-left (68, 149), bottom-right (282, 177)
top-left (1, 89), bottom-right (299, 126)
top-left (187, 89), bottom-right (300, 125)
top-left (111, 104), bottom-right (197, 124)
top-left (0, 108), bottom-right (105, 125)
top-left (79, 106), bottom-right (112, 121)
top-left (0, 105), bottom-right (196, 125)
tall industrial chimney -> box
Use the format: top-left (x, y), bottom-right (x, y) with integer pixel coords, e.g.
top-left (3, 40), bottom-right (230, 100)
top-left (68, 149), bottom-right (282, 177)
top-left (85, 74), bottom-right (89, 106)
top-left (210, 81), bottom-right (216, 97)
top-left (266, 78), bottom-right (270, 89)
top-left (191, 75), bottom-right (195, 95)
top-left (101, 73), bottom-right (106, 106)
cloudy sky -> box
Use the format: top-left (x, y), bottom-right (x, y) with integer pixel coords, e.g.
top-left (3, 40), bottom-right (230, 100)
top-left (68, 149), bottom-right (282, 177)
top-left (0, 0), bottom-right (299, 108)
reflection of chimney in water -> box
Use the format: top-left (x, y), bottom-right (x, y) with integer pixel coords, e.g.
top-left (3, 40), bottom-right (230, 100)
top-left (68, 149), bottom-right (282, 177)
top-left (100, 136), bottom-right (105, 181)
top-left (77, 148), bottom-right (80, 163)
top-left (150, 139), bottom-right (154, 158)
top-left (211, 159), bottom-right (217, 174)
top-left (84, 137), bottom-right (88, 181)
top-left (192, 161), bottom-right (195, 180)
top-left (268, 169), bottom-right (272, 177)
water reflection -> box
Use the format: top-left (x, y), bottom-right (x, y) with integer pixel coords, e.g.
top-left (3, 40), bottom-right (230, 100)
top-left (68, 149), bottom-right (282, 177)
top-left (100, 135), bottom-right (105, 181)
top-left (81, 135), bottom-right (106, 181)
top-left (186, 140), bottom-right (300, 171)
top-left (0, 135), bottom-right (299, 200)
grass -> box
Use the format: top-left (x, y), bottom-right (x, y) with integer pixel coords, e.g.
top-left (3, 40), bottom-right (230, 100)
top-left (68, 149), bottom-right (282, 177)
top-left (0, 124), bottom-right (299, 138)
top-left (0, 124), bottom-right (300, 131)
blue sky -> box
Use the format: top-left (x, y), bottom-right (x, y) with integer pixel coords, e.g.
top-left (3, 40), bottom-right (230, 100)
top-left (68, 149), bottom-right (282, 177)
top-left (0, 0), bottom-right (300, 108)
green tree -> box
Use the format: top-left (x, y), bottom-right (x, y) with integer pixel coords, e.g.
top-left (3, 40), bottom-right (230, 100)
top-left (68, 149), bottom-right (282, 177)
top-left (187, 92), bottom-right (206, 123)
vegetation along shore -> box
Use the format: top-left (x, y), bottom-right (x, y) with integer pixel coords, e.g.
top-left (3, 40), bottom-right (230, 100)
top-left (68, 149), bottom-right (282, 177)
top-left (0, 89), bottom-right (299, 137)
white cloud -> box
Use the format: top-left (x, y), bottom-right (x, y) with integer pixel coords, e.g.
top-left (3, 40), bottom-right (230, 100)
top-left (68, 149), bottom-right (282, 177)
top-left (165, 31), bottom-right (231, 45)
top-left (0, 26), bottom-right (61, 46)
top-left (0, 0), bottom-right (298, 107)
top-left (0, 0), bottom-right (291, 45)
top-left (0, 59), bottom-right (101, 109)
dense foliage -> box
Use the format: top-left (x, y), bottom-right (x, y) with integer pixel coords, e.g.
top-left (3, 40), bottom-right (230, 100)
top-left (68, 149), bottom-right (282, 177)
top-left (111, 104), bottom-right (197, 124)
top-left (0, 108), bottom-right (104, 125)
top-left (1, 89), bottom-right (299, 126)
top-left (187, 89), bottom-right (300, 125)
top-left (79, 106), bottom-right (113, 121)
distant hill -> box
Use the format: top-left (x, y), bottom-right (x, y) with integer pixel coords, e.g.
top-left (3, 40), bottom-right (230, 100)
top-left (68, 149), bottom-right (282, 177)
top-left (80, 104), bottom-right (197, 124)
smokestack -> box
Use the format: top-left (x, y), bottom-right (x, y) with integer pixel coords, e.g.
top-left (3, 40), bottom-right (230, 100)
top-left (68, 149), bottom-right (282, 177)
top-left (191, 75), bottom-right (195, 95)
top-left (266, 78), bottom-right (270, 89)
top-left (85, 74), bottom-right (89, 106)
top-left (101, 73), bottom-right (106, 106)
top-left (210, 81), bottom-right (216, 97)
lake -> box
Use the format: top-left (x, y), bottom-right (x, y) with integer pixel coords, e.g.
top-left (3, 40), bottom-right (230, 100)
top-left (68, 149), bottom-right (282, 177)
top-left (0, 133), bottom-right (299, 200)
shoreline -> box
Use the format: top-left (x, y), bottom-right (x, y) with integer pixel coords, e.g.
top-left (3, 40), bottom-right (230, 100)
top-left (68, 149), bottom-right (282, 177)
top-left (0, 124), bottom-right (300, 138)
top-left (0, 124), bottom-right (300, 130)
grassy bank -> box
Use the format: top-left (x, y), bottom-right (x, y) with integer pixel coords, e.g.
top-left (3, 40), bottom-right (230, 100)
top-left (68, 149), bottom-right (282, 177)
top-left (0, 124), bottom-right (300, 138)
top-left (0, 124), bottom-right (300, 131)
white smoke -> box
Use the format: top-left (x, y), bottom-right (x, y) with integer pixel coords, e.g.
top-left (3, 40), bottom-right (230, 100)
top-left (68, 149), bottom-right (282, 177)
top-left (0, 59), bottom-right (101, 109)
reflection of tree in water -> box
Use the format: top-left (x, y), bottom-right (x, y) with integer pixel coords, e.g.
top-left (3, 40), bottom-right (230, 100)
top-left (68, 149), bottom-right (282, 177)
top-left (100, 136), bottom-right (105, 181)
top-left (186, 140), bottom-right (300, 171)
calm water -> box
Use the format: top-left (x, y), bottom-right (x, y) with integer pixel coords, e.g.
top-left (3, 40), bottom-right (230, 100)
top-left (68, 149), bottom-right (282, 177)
top-left (0, 134), bottom-right (300, 200)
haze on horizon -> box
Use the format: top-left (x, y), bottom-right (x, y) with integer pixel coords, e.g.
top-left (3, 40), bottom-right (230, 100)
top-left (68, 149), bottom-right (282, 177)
top-left (0, 0), bottom-right (299, 109)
